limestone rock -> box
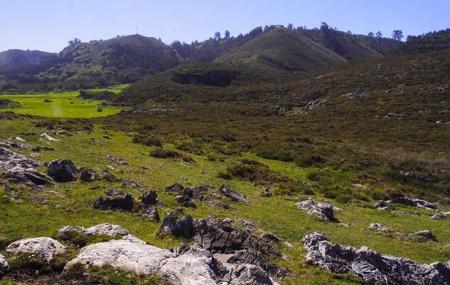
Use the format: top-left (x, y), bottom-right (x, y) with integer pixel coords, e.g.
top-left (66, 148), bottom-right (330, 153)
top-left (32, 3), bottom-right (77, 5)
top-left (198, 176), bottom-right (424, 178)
top-left (368, 223), bottom-right (392, 233)
top-left (93, 192), bottom-right (134, 212)
top-left (302, 232), bottom-right (450, 285)
top-left (160, 209), bottom-right (195, 238)
top-left (6, 237), bottom-right (66, 262)
top-left (47, 159), bottom-right (77, 182)
top-left (85, 224), bottom-right (129, 237)
top-left (296, 199), bottom-right (337, 222)
top-left (0, 254), bottom-right (8, 276)
top-left (219, 185), bottom-right (246, 203)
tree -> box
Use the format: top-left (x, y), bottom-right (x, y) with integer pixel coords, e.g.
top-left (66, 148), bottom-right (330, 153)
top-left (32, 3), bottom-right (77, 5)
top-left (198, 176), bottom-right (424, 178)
top-left (224, 30), bottom-right (231, 39)
top-left (320, 22), bottom-right (329, 30)
top-left (368, 32), bottom-right (374, 37)
top-left (214, 31), bottom-right (221, 41)
top-left (68, 37), bottom-right (81, 47)
top-left (392, 30), bottom-right (404, 41)
top-left (287, 23), bottom-right (294, 30)
top-left (376, 31), bottom-right (383, 38)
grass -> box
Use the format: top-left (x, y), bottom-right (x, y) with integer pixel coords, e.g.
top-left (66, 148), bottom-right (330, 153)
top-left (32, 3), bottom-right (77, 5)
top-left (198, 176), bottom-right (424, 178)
top-left (0, 116), bottom-right (449, 284)
top-left (0, 88), bottom-right (124, 118)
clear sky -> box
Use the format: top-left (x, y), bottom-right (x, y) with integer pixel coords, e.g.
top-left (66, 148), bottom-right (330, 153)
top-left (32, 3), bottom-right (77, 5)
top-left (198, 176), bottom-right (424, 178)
top-left (1, 0), bottom-right (449, 52)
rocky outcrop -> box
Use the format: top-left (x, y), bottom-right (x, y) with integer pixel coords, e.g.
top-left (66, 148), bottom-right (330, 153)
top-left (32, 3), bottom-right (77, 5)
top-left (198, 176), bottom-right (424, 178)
top-left (79, 168), bottom-right (96, 182)
top-left (0, 146), bottom-right (52, 186)
top-left (141, 190), bottom-right (158, 207)
top-left (375, 197), bottom-right (436, 210)
top-left (6, 237), bottom-right (66, 263)
top-left (47, 159), bottom-right (77, 182)
top-left (84, 224), bottom-right (129, 237)
top-left (106, 154), bottom-right (128, 165)
top-left (432, 211), bottom-right (450, 220)
top-left (302, 232), bottom-right (450, 285)
top-left (296, 199), bottom-right (338, 222)
top-left (368, 223), bottom-right (392, 233)
top-left (224, 264), bottom-right (274, 285)
top-left (219, 185), bottom-right (246, 203)
top-left (93, 191), bottom-right (134, 212)
top-left (160, 209), bottom-right (195, 238)
top-left (165, 183), bottom-right (229, 209)
top-left (0, 254), bottom-right (8, 276)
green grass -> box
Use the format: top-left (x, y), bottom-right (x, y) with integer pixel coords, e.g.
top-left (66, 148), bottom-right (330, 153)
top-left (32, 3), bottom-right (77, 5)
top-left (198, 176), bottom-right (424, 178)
top-left (0, 91), bottom-right (123, 118)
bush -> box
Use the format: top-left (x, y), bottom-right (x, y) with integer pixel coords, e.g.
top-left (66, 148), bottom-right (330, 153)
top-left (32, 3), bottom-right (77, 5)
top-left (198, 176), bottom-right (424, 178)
top-left (218, 159), bottom-right (287, 184)
top-left (150, 148), bottom-right (194, 163)
top-left (254, 145), bottom-right (294, 162)
top-left (133, 134), bottom-right (162, 147)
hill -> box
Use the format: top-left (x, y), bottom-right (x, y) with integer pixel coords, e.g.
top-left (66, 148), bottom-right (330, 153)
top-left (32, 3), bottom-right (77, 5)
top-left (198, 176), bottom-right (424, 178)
top-left (393, 29), bottom-right (450, 55)
top-left (0, 49), bottom-right (57, 73)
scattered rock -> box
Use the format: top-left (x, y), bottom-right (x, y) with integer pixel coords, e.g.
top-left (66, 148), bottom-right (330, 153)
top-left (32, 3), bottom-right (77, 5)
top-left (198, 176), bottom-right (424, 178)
top-left (106, 154), bottom-right (128, 165)
top-left (47, 159), bottom-right (77, 182)
top-left (6, 237), bottom-right (66, 263)
top-left (411, 230), bottom-right (436, 242)
top-left (296, 199), bottom-right (337, 222)
top-left (79, 168), bottom-right (96, 182)
top-left (160, 209), bottom-right (195, 238)
top-left (31, 145), bottom-right (55, 152)
top-left (219, 185), bottom-right (246, 203)
top-left (141, 190), bottom-right (158, 207)
top-left (0, 254), bottom-right (8, 276)
top-left (261, 233), bottom-right (283, 244)
top-left (0, 147), bottom-right (40, 170)
top-left (165, 183), bottom-right (185, 193)
top-left (302, 232), bottom-right (450, 285)
top-left (260, 187), bottom-right (273, 197)
top-left (368, 223), bottom-right (392, 233)
top-left (93, 192), bottom-right (134, 212)
top-left (102, 170), bottom-right (121, 182)
top-left (224, 264), bottom-right (275, 285)
top-left (432, 211), bottom-right (450, 220)
top-left (122, 179), bottom-right (143, 189)
top-left (40, 132), bottom-right (59, 142)
top-left (375, 197), bottom-right (436, 210)
top-left (1, 167), bottom-right (53, 186)
top-left (85, 224), bottom-right (129, 237)
top-left (56, 225), bottom-right (87, 241)
top-left (142, 206), bottom-right (160, 222)
top-left (165, 183), bottom-right (229, 209)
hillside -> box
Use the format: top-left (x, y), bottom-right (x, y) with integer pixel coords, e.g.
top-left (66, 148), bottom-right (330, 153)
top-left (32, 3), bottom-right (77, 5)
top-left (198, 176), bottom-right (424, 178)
top-left (393, 28), bottom-right (450, 55)
top-left (0, 49), bottom-right (57, 73)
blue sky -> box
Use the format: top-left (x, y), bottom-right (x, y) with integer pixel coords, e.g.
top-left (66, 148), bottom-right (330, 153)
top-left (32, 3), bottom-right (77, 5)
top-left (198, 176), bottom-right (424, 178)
top-left (1, 0), bottom-right (449, 52)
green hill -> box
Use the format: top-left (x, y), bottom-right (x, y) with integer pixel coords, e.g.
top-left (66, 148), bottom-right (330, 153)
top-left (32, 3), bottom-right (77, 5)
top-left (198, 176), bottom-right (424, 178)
top-left (393, 29), bottom-right (450, 55)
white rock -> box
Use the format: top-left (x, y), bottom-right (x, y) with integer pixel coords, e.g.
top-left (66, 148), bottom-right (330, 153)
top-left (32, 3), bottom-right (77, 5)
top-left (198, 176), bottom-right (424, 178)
top-left (65, 239), bottom-right (218, 285)
top-left (6, 237), bottom-right (66, 262)
top-left (85, 223), bottom-right (129, 237)
top-left (0, 254), bottom-right (8, 275)
top-left (40, 132), bottom-right (60, 142)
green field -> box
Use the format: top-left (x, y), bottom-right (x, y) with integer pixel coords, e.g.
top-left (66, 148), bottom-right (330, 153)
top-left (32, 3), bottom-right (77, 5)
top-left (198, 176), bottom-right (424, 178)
top-left (0, 89), bottom-right (124, 118)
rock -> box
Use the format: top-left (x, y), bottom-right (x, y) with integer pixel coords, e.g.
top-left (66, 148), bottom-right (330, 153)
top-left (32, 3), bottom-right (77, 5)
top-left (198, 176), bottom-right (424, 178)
top-left (219, 185), bottom-right (246, 203)
top-left (93, 193), bottom-right (134, 212)
top-left (47, 159), bottom-right (77, 182)
top-left (296, 199), bottom-right (337, 222)
top-left (228, 249), bottom-right (289, 278)
top-left (302, 232), bottom-right (450, 285)
top-left (376, 197), bottom-right (437, 210)
top-left (224, 264), bottom-right (275, 285)
top-left (106, 154), bottom-right (128, 165)
top-left (412, 230), bottom-right (436, 242)
top-left (368, 223), bottom-right (392, 233)
top-left (122, 179), bottom-right (143, 189)
top-left (1, 167), bottom-right (53, 186)
top-left (0, 147), bottom-right (40, 170)
top-left (6, 237), bottom-right (66, 262)
top-left (65, 239), bottom-right (219, 285)
top-left (142, 206), bottom-right (160, 222)
top-left (102, 170), bottom-right (121, 182)
top-left (31, 145), bottom-right (55, 152)
top-left (40, 132), bottom-right (59, 142)
top-left (160, 208), bottom-right (195, 238)
top-left (260, 187), bottom-right (273, 197)
top-left (432, 211), bottom-right (450, 220)
top-left (0, 254), bottom-right (8, 276)
top-left (141, 190), bottom-right (158, 207)
top-left (261, 233), bottom-right (283, 244)
top-left (165, 183), bottom-right (185, 193)
top-left (85, 224), bottom-right (129, 237)
top-left (56, 225), bottom-right (86, 238)
top-left (80, 168), bottom-right (96, 182)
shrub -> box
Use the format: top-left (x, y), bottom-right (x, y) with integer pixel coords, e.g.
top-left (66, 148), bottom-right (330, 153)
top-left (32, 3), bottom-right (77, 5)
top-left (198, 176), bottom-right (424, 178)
top-left (132, 134), bottom-right (162, 147)
top-left (150, 148), bottom-right (194, 163)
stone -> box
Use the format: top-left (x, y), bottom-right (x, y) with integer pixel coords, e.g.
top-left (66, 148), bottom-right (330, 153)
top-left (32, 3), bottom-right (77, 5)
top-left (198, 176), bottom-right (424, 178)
top-left (302, 232), bottom-right (450, 285)
top-left (93, 193), bottom-right (134, 212)
top-left (141, 190), bottom-right (158, 207)
top-left (0, 254), bottom-right (8, 276)
top-left (79, 168), bottom-right (96, 182)
top-left (224, 264), bottom-right (275, 285)
top-left (65, 239), bottom-right (219, 285)
top-left (142, 206), bottom-right (160, 222)
top-left (375, 197), bottom-right (437, 211)
top-left (228, 249), bottom-right (289, 278)
top-left (260, 187), bottom-right (273, 197)
top-left (1, 167), bottom-right (53, 186)
top-left (40, 132), bottom-right (59, 142)
top-left (296, 199), bottom-right (337, 222)
top-left (165, 183), bottom-right (185, 193)
top-left (47, 159), bottom-right (77, 182)
top-left (432, 211), bottom-right (450, 220)
top-left (6, 237), bottom-right (66, 263)
top-left (412, 230), bottom-right (436, 242)
top-left (122, 179), bottom-right (143, 189)
top-left (56, 225), bottom-right (86, 241)
top-left (106, 154), bottom-right (128, 165)
top-left (175, 190), bottom-right (198, 208)
top-left (219, 185), bottom-right (246, 203)
top-left (160, 209), bottom-right (195, 238)
top-left (85, 224), bottom-right (129, 237)
top-left (374, 200), bottom-right (391, 210)
top-left (261, 233), bottom-right (283, 244)
top-left (368, 223), bottom-right (392, 233)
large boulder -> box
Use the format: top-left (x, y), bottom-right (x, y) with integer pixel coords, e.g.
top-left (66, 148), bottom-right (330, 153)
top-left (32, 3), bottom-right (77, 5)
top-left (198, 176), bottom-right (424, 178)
top-left (65, 239), bottom-right (219, 285)
top-left (6, 237), bottom-right (66, 263)
top-left (302, 232), bottom-right (450, 285)
top-left (296, 199), bottom-right (337, 222)
top-left (47, 159), bottom-right (77, 182)
top-left (0, 254), bottom-right (8, 276)
top-left (1, 167), bottom-right (53, 186)
top-left (141, 190), bottom-right (158, 207)
top-left (160, 209), bottom-right (195, 238)
top-left (93, 192), bottom-right (134, 212)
